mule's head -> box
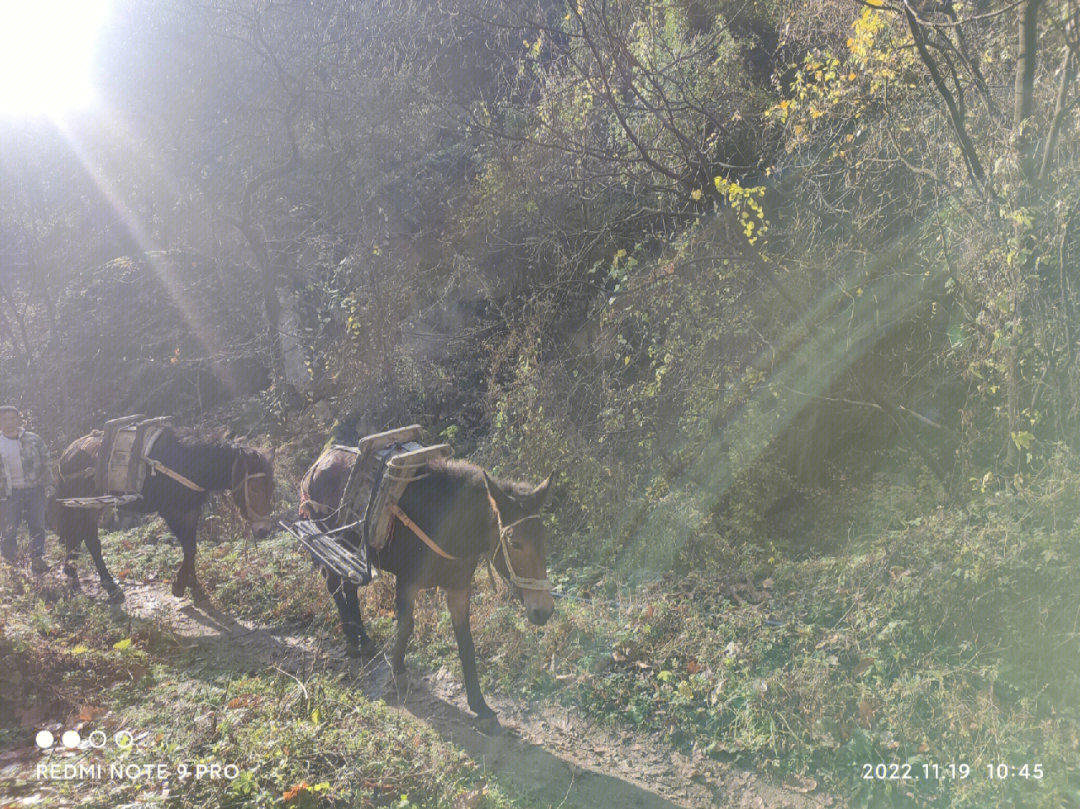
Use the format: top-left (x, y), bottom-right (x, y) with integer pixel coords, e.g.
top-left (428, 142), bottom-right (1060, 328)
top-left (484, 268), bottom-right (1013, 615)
top-left (231, 445), bottom-right (276, 539)
top-left (483, 471), bottom-right (555, 626)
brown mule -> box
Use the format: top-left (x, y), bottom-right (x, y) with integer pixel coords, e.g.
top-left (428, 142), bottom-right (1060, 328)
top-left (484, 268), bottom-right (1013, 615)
top-left (301, 449), bottom-right (554, 733)
top-left (55, 427), bottom-right (275, 604)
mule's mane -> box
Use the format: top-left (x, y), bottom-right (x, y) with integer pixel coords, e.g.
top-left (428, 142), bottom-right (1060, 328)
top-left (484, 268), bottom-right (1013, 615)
top-left (425, 457), bottom-right (533, 498)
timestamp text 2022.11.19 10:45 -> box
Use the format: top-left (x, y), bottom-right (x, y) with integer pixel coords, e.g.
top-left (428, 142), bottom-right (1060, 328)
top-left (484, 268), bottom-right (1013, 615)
top-left (861, 762), bottom-right (1044, 781)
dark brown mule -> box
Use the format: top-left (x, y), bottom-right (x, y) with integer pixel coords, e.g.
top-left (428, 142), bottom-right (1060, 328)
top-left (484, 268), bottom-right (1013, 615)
top-left (300, 449), bottom-right (554, 732)
top-left (55, 427), bottom-right (275, 604)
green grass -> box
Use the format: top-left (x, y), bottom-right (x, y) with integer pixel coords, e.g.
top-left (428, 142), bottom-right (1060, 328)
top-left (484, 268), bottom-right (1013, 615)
top-left (451, 487), bottom-right (1080, 809)
top-left (7, 469), bottom-right (1080, 808)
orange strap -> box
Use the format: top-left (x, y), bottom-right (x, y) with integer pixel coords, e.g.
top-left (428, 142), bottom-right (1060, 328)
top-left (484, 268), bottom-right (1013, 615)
top-left (388, 502), bottom-right (458, 560)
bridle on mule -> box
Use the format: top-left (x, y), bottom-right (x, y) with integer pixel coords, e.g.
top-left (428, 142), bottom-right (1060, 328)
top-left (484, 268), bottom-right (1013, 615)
top-left (387, 502), bottom-right (552, 593)
top-left (488, 512), bottom-right (553, 593)
top-left (230, 453), bottom-right (272, 523)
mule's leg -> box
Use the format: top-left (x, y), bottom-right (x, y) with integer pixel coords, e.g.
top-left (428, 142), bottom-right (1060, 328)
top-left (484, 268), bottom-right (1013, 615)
top-left (342, 580), bottom-right (374, 656)
top-left (391, 580), bottom-right (420, 675)
top-left (59, 506), bottom-right (90, 589)
top-left (165, 511), bottom-right (203, 600)
top-left (324, 569), bottom-right (370, 657)
top-left (83, 524), bottom-right (124, 604)
top-left (445, 586), bottom-right (499, 731)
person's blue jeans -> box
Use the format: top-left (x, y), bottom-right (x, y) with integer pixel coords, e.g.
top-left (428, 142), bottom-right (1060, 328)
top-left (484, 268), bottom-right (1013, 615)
top-left (1, 485), bottom-right (47, 560)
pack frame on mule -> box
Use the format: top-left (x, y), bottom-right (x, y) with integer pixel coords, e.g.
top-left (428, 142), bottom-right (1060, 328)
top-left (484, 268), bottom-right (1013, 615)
top-left (56, 415), bottom-right (175, 509)
top-left (282, 425), bottom-right (452, 585)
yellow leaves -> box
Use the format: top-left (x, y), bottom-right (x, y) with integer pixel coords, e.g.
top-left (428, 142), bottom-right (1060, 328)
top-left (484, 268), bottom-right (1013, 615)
top-left (865, 0), bottom-right (883, 6)
top-left (71, 644), bottom-right (90, 655)
top-left (112, 637), bottom-right (132, 651)
top-left (690, 188), bottom-right (703, 201)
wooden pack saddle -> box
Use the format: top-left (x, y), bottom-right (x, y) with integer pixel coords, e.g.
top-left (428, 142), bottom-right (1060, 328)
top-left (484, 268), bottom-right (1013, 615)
top-left (337, 424), bottom-right (452, 552)
top-left (95, 414), bottom-right (173, 495)
top-left (282, 425), bottom-right (451, 586)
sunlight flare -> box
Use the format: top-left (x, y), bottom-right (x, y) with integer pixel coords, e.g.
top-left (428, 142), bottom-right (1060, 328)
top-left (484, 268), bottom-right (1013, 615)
top-left (0, 0), bottom-right (112, 117)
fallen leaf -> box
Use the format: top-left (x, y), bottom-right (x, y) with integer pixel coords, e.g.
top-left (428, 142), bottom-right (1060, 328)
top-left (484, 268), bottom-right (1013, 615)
top-left (282, 781), bottom-right (310, 802)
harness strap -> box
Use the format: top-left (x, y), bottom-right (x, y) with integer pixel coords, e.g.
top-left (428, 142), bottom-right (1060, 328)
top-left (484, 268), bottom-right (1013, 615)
top-left (299, 494), bottom-right (336, 518)
top-left (145, 458), bottom-right (206, 492)
top-left (388, 502), bottom-right (458, 560)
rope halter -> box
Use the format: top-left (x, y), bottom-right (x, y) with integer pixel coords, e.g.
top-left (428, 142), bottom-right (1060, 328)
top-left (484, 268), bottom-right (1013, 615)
top-left (491, 512), bottom-right (552, 592)
top-left (230, 452), bottom-right (272, 524)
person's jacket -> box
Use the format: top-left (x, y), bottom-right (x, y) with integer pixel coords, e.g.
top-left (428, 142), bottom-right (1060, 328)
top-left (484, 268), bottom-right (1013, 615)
top-left (0, 429), bottom-right (55, 498)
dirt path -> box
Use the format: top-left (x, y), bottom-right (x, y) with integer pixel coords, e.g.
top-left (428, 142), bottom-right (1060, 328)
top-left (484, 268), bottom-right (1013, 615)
top-left (109, 582), bottom-right (838, 809)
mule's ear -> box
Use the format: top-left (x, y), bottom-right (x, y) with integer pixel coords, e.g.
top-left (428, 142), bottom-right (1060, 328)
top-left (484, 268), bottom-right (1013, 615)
top-left (524, 472), bottom-right (554, 511)
top-left (482, 470), bottom-right (514, 518)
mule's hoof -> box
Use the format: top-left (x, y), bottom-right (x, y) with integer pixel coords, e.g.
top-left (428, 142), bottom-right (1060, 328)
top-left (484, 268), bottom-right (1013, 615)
top-left (475, 714), bottom-right (503, 736)
top-left (382, 669), bottom-right (409, 703)
top-left (345, 638), bottom-right (362, 658)
top-left (106, 587), bottom-right (125, 605)
top-left (171, 581), bottom-right (186, 598)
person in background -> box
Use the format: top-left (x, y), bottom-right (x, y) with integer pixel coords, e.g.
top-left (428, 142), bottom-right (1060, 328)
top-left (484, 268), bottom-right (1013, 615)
top-left (0, 406), bottom-right (54, 573)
